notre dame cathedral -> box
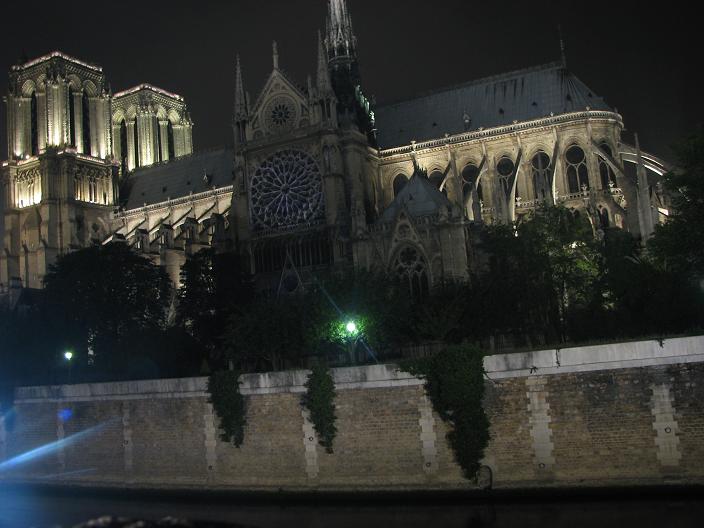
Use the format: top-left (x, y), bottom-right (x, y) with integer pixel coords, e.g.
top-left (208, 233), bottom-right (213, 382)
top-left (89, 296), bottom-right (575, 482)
top-left (0, 0), bottom-right (671, 303)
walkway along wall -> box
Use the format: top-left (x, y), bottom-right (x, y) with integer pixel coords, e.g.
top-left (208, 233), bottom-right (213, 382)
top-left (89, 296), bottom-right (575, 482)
top-left (1, 337), bottom-right (703, 491)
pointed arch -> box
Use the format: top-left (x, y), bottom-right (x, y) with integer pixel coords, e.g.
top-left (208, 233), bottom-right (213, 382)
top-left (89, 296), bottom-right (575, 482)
top-left (391, 245), bottom-right (430, 300)
top-left (393, 174), bottom-right (408, 197)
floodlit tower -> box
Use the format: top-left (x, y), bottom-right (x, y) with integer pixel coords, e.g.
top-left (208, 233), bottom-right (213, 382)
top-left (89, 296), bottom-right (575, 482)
top-left (0, 52), bottom-right (118, 292)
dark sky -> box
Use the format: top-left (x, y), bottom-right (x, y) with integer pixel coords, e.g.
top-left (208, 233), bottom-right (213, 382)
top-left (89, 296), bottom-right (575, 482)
top-left (0, 0), bottom-right (700, 160)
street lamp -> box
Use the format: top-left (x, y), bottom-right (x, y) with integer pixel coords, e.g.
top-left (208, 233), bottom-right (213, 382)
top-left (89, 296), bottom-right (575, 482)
top-left (345, 321), bottom-right (358, 336)
top-left (64, 351), bottom-right (74, 384)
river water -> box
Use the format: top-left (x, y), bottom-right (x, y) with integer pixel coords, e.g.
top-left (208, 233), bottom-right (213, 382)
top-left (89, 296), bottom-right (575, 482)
top-left (0, 486), bottom-right (702, 527)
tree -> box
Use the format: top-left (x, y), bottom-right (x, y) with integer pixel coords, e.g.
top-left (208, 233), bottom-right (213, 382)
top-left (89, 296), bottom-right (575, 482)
top-left (176, 249), bottom-right (253, 368)
top-left (223, 296), bottom-right (311, 372)
top-left (649, 130), bottom-right (704, 278)
top-left (477, 206), bottom-right (601, 345)
top-left (42, 243), bottom-right (173, 378)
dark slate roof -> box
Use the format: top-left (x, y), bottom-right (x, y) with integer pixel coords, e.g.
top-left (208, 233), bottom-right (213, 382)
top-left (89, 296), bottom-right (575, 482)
top-left (124, 149), bottom-right (233, 210)
top-left (380, 173), bottom-right (452, 223)
top-left (375, 62), bottom-right (611, 149)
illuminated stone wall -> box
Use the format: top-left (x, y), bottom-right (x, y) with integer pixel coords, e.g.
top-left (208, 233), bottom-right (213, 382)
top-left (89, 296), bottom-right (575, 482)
top-left (2, 335), bottom-right (703, 491)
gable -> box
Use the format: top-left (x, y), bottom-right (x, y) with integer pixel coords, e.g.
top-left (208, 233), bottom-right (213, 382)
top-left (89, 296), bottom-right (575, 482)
top-left (250, 70), bottom-right (311, 140)
top-left (380, 173), bottom-right (452, 224)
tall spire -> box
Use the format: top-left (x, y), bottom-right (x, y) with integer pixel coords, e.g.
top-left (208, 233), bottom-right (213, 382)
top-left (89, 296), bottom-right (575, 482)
top-left (317, 31), bottom-right (332, 94)
top-left (234, 55), bottom-right (247, 121)
top-left (325, 0), bottom-right (357, 62)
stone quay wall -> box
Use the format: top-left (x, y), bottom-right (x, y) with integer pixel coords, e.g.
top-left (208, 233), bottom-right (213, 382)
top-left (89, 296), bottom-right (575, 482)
top-left (1, 336), bottom-right (703, 491)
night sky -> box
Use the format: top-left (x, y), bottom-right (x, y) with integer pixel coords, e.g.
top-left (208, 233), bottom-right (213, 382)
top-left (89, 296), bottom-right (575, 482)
top-left (0, 0), bottom-right (699, 160)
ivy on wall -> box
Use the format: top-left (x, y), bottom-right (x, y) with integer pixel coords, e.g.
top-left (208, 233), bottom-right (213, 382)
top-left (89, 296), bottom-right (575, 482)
top-left (403, 345), bottom-right (490, 479)
top-left (302, 364), bottom-right (338, 454)
top-left (207, 370), bottom-right (246, 447)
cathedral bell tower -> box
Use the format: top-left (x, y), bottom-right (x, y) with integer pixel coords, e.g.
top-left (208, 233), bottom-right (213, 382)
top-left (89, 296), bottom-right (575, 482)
top-left (0, 52), bottom-right (118, 293)
top-left (324, 0), bottom-right (376, 145)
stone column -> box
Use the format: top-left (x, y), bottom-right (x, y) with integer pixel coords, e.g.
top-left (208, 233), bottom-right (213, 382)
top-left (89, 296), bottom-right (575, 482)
top-left (18, 97), bottom-right (31, 157)
top-left (126, 120), bottom-right (136, 171)
top-left (72, 90), bottom-right (84, 152)
top-left (183, 123), bottom-right (193, 156)
top-left (158, 120), bottom-right (169, 162)
top-left (36, 89), bottom-right (48, 152)
top-left (89, 98), bottom-right (101, 158)
top-left (586, 143), bottom-right (601, 191)
top-left (112, 125), bottom-right (122, 163)
top-left (98, 95), bottom-right (112, 159)
top-left (172, 125), bottom-right (185, 158)
top-left (136, 112), bottom-right (156, 167)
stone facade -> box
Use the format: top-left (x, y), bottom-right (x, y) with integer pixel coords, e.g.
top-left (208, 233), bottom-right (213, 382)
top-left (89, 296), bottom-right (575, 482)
top-left (2, 336), bottom-right (703, 491)
top-left (0, 0), bottom-right (672, 300)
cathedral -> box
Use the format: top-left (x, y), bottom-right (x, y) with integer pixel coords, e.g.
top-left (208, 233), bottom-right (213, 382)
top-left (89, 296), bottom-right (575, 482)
top-left (0, 0), bottom-right (671, 303)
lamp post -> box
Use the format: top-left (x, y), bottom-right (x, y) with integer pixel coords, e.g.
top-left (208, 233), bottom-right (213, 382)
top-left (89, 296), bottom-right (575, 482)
top-left (64, 351), bottom-right (74, 385)
top-left (344, 320), bottom-right (360, 365)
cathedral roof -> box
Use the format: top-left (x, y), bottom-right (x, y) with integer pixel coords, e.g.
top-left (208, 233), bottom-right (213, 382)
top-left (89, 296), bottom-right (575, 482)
top-left (374, 62), bottom-right (611, 149)
top-left (123, 148), bottom-right (233, 211)
top-left (380, 171), bottom-right (452, 224)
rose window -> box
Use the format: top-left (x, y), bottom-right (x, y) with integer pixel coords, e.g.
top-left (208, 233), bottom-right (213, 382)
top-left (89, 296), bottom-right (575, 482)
top-left (264, 96), bottom-right (297, 132)
top-left (250, 149), bottom-right (325, 230)
top-left (271, 104), bottom-right (291, 126)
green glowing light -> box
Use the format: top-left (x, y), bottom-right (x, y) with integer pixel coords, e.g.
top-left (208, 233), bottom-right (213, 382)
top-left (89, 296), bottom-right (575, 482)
top-left (346, 321), bottom-right (358, 335)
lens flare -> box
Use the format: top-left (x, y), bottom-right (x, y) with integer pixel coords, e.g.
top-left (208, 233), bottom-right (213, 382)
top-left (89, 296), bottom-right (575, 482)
top-left (0, 421), bottom-right (112, 473)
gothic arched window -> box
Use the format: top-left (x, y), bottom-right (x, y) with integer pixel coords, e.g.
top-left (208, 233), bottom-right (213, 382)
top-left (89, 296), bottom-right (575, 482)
top-left (531, 151), bottom-right (551, 200)
top-left (393, 174), bottom-right (408, 197)
top-left (429, 170), bottom-right (446, 194)
top-left (69, 90), bottom-right (76, 147)
top-left (497, 156), bottom-right (515, 198)
top-left (599, 207), bottom-right (610, 229)
top-left (167, 121), bottom-right (175, 160)
top-left (461, 164), bottom-right (480, 200)
top-left (156, 121), bottom-right (163, 163)
top-left (119, 120), bottom-right (128, 173)
top-left (566, 145), bottom-right (589, 194)
top-left (599, 143), bottom-right (617, 189)
top-left (30, 92), bottom-right (39, 156)
top-left (133, 120), bottom-right (140, 168)
top-left (82, 92), bottom-right (92, 155)
top-left (393, 246), bottom-right (429, 299)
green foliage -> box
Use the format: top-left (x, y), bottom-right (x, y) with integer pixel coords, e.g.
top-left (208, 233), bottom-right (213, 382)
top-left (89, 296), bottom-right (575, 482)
top-left (177, 249), bottom-right (253, 367)
top-left (308, 270), bottom-right (414, 352)
top-left (207, 370), bottom-right (246, 447)
top-left (223, 296), bottom-right (312, 372)
top-left (478, 205), bottom-right (602, 344)
top-left (302, 364), bottom-right (338, 453)
top-left (403, 345), bottom-right (490, 479)
top-left (42, 243), bottom-right (173, 377)
top-left (649, 130), bottom-right (704, 277)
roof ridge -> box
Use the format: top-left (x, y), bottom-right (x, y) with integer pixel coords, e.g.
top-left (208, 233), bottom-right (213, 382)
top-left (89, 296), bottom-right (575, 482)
top-left (113, 83), bottom-right (184, 101)
top-left (12, 51), bottom-right (103, 73)
top-left (378, 61), bottom-right (565, 109)
top-left (128, 147), bottom-right (232, 177)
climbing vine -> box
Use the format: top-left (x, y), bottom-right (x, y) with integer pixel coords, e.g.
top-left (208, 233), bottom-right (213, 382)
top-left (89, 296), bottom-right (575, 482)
top-left (207, 370), bottom-right (246, 447)
top-left (403, 344), bottom-right (490, 480)
top-left (302, 364), bottom-right (337, 454)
